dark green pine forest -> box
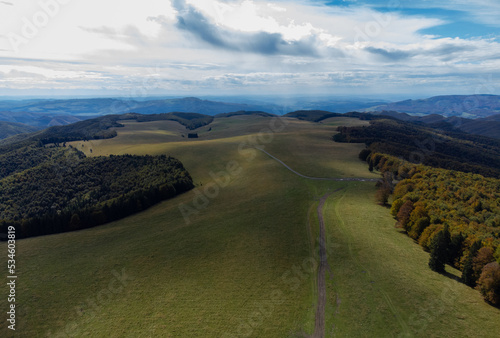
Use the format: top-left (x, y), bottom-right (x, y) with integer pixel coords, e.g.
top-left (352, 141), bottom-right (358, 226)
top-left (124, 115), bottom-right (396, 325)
top-left (0, 115), bottom-right (195, 239)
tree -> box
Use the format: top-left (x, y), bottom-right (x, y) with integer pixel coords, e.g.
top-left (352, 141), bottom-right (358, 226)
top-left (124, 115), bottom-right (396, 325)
top-left (408, 204), bottom-right (429, 240)
top-left (396, 200), bottom-right (414, 231)
top-left (494, 246), bottom-right (500, 264)
top-left (428, 226), bottom-right (451, 273)
top-left (359, 148), bottom-right (371, 161)
top-left (376, 185), bottom-right (391, 205)
top-left (69, 213), bottom-right (81, 230)
top-left (390, 198), bottom-right (404, 218)
top-left (476, 262), bottom-right (500, 306)
top-left (448, 233), bottom-right (465, 267)
top-left (375, 171), bottom-right (393, 206)
top-left (462, 241), bottom-right (483, 287)
top-left (473, 247), bottom-right (495, 281)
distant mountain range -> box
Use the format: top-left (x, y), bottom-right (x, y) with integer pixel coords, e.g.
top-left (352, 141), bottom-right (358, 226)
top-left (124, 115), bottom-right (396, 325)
top-left (0, 96), bottom-right (389, 117)
top-left (0, 97), bottom-right (277, 117)
top-left (374, 111), bottom-right (500, 139)
top-left (0, 95), bottom-right (498, 140)
top-left (367, 95), bottom-right (500, 119)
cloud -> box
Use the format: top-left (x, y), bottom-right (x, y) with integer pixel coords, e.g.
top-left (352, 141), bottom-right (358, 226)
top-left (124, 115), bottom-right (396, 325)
top-left (364, 47), bottom-right (412, 61)
top-left (363, 41), bottom-right (480, 62)
top-left (409, 0), bottom-right (500, 28)
top-left (169, 0), bottom-right (319, 56)
top-left (4, 70), bottom-right (46, 79)
top-left (0, 0), bottom-right (499, 97)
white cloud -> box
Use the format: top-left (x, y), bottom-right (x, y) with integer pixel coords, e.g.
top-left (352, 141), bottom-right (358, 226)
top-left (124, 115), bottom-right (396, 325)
top-left (0, 0), bottom-right (498, 96)
top-left (417, 0), bottom-right (500, 27)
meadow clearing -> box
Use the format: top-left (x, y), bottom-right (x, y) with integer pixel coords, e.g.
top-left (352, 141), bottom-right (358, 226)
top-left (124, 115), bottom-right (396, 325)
top-left (1, 115), bottom-right (498, 337)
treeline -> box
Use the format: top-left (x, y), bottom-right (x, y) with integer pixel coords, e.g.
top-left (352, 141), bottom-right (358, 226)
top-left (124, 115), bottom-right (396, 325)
top-left (0, 145), bottom-right (82, 179)
top-left (0, 153), bottom-right (193, 239)
top-left (284, 110), bottom-right (381, 122)
top-left (0, 112), bottom-right (215, 149)
top-left (335, 119), bottom-right (500, 178)
top-left (367, 152), bottom-right (500, 306)
top-left (214, 110), bottom-right (275, 118)
top-left (0, 114), bottom-right (123, 148)
top-left (131, 112), bottom-right (214, 130)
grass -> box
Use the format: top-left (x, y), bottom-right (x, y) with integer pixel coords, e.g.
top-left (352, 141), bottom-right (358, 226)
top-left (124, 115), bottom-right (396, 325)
top-left (1, 115), bottom-right (499, 337)
top-left (323, 182), bottom-right (500, 337)
top-left (2, 139), bottom-right (318, 337)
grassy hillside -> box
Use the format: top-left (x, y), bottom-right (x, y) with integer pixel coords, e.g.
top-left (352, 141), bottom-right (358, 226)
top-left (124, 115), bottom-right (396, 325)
top-left (0, 121), bottom-right (38, 140)
top-left (2, 129), bottom-right (321, 336)
top-left (324, 183), bottom-right (500, 336)
top-left (1, 115), bottom-right (499, 337)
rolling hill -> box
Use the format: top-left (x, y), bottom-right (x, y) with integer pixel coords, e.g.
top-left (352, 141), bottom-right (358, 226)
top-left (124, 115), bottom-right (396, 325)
top-left (1, 113), bottom-right (499, 336)
top-left (374, 111), bottom-right (500, 139)
top-left (368, 95), bottom-right (500, 118)
top-left (0, 111), bottom-right (83, 128)
top-left (0, 121), bottom-right (39, 140)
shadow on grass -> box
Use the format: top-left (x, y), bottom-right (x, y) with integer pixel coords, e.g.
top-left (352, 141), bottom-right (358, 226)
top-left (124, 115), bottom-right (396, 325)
top-left (440, 269), bottom-right (462, 283)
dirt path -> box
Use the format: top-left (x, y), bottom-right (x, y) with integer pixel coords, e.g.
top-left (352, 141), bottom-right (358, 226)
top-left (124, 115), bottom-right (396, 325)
top-left (313, 193), bottom-right (332, 338)
top-left (255, 147), bottom-right (378, 182)
top-left (255, 148), bottom-right (361, 337)
top-left (312, 190), bottom-right (341, 338)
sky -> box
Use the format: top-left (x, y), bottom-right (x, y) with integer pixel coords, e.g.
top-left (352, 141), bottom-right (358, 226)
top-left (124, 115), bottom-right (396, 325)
top-left (0, 0), bottom-right (499, 99)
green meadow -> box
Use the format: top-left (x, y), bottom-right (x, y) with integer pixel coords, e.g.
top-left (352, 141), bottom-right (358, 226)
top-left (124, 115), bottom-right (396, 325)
top-left (1, 115), bottom-right (498, 337)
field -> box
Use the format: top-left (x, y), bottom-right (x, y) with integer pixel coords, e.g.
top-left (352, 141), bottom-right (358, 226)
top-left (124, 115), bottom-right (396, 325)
top-left (1, 115), bottom-right (499, 337)
top-left (323, 183), bottom-right (500, 337)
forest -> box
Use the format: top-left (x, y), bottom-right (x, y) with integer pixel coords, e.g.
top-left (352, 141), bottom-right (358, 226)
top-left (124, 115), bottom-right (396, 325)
top-left (335, 119), bottom-right (500, 178)
top-left (0, 149), bottom-right (193, 239)
top-left (0, 115), bottom-right (195, 240)
top-left (365, 152), bottom-right (500, 306)
top-left (131, 112), bottom-right (214, 130)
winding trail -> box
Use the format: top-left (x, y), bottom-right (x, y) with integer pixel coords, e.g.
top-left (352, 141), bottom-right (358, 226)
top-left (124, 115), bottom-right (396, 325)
top-left (255, 148), bottom-right (378, 182)
top-left (256, 147), bottom-right (409, 337)
top-left (255, 147), bottom-right (376, 337)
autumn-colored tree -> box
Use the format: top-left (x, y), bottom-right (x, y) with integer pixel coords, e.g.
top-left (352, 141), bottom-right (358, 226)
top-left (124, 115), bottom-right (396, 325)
top-left (376, 185), bottom-right (391, 205)
top-left (376, 171), bottom-right (393, 205)
top-left (396, 200), bottom-right (414, 231)
top-left (418, 224), bottom-right (439, 251)
top-left (494, 246), bottom-right (500, 264)
top-left (408, 204), bottom-right (429, 240)
top-left (390, 198), bottom-right (404, 218)
top-left (473, 247), bottom-right (495, 281)
top-left (476, 262), bottom-right (500, 306)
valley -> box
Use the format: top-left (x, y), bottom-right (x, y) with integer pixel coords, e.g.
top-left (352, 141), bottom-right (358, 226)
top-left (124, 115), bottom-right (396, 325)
top-left (1, 114), bottom-right (498, 337)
